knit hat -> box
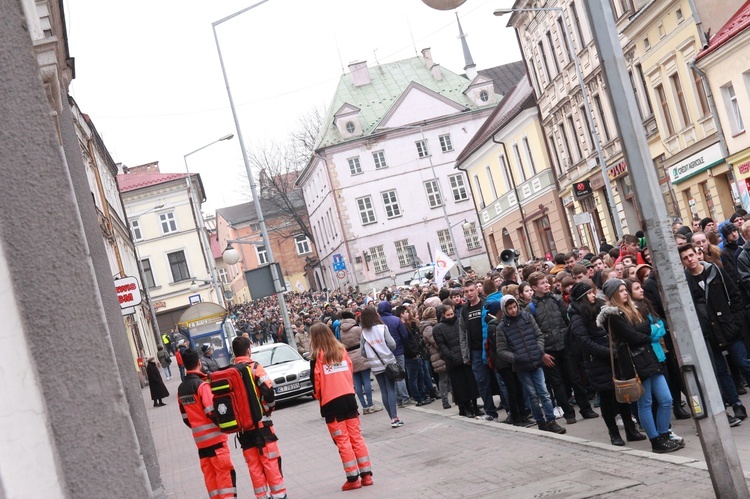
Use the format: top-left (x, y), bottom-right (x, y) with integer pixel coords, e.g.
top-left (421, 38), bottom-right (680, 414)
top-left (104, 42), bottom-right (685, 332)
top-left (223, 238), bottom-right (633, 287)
top-left (421, 307), bottom-right (436, 320)
top-left (570, 282), bottom-right (593, 301)
top-left (721, 223), bottom-right (738, 238)
top-left (486, 300), bottom-right (502, 316)
top-left (602, 278), bottom-right (625, 299)
top-left (423, 296), bottom-right (441, 308)
top-left (730, 213), bottom-right (742, 224)
top-left (700, 217), bottom-right (714, 231)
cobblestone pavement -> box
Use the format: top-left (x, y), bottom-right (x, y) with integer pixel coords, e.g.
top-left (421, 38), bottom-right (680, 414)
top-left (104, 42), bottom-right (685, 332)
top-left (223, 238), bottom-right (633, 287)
top-left (144, 372), bottom-right (749, 498)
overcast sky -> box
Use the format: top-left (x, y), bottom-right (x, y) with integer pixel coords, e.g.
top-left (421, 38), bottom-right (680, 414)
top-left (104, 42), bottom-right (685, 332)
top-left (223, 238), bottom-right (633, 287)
top-left (65, 0), bottom-right (522, 213)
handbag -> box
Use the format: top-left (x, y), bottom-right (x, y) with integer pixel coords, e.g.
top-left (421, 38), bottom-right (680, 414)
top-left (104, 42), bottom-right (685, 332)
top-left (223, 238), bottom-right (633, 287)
top-left (608, 324), bottom-right (645, 404)
top-left (370, 327), bottom-right (406, 382)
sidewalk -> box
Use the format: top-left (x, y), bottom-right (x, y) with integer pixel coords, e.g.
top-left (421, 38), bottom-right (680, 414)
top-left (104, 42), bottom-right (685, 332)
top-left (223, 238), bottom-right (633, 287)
top-left (143, 373), bottom-right (730, 497)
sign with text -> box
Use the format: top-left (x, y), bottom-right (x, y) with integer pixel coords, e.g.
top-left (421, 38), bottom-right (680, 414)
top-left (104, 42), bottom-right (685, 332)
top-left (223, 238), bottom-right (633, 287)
top-left (573, 180), bottom-right (592, 199)
top-left (114, 276), bottom-right (141, 310)
top-left (669, 142), bottom-right (724, 184)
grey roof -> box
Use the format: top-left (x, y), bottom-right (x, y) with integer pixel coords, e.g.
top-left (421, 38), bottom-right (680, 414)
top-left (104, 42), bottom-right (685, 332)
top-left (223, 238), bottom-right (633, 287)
top-left (476, 61), bottom-right (527, 97)
top-left (217, 191), bottom-right (305, 226)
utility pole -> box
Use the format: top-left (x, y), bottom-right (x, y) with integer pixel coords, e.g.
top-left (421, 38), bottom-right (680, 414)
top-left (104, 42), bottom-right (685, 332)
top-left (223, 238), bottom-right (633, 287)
top-left (585, 2), bottom-right (748, 496)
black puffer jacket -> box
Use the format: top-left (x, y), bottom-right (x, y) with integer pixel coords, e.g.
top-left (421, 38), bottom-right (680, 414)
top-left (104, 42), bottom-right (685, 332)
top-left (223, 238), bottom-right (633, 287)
top-left (597, 306), bottom-right (663, 380)
top-left (569, 299), bottom-right (614, 391)
top-left (532, 293), bottom-right (569, 352)
top-left (497, 311), bottom-right (545, 373)
top-left (685, 262), bottom-right (745, 348)
top-left (432, 317), bottom-right (463, 369)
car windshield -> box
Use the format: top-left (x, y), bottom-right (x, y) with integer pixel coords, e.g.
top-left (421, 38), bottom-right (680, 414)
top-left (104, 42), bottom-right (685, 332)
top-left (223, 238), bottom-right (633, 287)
top-left (253, 345), bottom-right (301, 366)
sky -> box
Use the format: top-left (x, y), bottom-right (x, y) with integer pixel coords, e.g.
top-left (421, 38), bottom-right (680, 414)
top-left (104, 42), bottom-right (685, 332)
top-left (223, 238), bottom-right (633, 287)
top-left (64, 0), bottom-right (522, 213)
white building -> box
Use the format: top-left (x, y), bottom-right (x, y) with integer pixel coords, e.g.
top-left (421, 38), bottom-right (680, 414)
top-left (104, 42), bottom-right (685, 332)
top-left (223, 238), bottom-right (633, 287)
top-left (298, 49), bottom-right (525, 290)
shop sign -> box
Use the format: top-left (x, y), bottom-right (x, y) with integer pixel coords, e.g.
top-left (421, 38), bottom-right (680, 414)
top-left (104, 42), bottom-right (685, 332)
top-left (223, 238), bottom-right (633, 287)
top-left (590, 171), bottom-right (605, 190)
top-left (669, 142), bottom-right (724, 184)
top-left (114, 276), bottom-right (141, 309)
top-left (573, 180), bottom-right (592, 199)
top-left (562, 194), bottom-right (575, 207)
top-left (738, 161), bottom-right (750, 175)
top-left (608, 161), bottom-right (627, 181)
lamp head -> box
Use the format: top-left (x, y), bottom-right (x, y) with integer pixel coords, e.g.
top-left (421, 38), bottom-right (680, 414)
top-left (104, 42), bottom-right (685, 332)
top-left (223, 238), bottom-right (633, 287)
top-left (189, 280), bottom-right (199, 292)
top-left (220, 134), bottom-right (234, 141)
top-left (494, 8), bottom-right (512, 16)
top-left (223, 243), bottom-right (240, 265)
top-left (421, 0), bottom-right (466, 10)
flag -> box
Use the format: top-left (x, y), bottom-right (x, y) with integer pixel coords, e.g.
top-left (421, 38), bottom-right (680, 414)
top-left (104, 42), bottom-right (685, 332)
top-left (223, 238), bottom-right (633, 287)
top-left (295, 280), bottom-right (305, 292)
top-left (433, 250), bottom-right (456, 285)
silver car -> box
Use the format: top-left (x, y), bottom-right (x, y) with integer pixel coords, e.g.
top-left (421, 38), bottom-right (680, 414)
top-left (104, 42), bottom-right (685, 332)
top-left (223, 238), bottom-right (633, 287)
top-left (251, 343), bottom-right (313, 401)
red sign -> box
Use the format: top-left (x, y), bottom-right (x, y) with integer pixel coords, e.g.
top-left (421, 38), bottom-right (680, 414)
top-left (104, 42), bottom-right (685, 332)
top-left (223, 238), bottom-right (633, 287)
top-left (114, 276), bottom-right (142, 309)
top-left (738, 161), bottom-right (750, 175)
top-left (608, 161), bottom-right (627, 180)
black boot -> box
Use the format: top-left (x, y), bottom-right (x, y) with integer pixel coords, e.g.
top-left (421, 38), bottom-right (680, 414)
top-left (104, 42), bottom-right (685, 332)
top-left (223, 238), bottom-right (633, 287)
top-left (623, 416), bottom-right (647, 441)
top-left (650, 433), bottom-right (683, 453)
top-left (608, 427), bottom-right (625, 446)
top-left (673, 404), bottom-right (691, 420)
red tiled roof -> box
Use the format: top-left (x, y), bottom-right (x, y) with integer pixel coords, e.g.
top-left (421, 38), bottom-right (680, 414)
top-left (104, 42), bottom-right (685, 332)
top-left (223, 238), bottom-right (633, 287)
top-left (117, 172), bottom-right (189, 193)
top-left (696, 0), bottom-right (750, 60)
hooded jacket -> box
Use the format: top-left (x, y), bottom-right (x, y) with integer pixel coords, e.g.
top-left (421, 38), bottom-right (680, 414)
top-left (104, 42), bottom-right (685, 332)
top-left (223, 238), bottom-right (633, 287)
top-left (377, 301), bottom-right (408, 356)
top-left (568, 298), bottom-right (614, 391)
top-left (339, 318), bottom-right (369, 373)
top-left (432, 316), bottom-right (464, 369)
top-left (596, 305), bottom-right (662, 380)
top-left (419, 318), bottom-right (445, 373)
top-left (478, 291), bottom-right (503, 364)
top-left (496, 296), bottom-right (545, 373)
top-left (531, 293), bottom-right (569, 352)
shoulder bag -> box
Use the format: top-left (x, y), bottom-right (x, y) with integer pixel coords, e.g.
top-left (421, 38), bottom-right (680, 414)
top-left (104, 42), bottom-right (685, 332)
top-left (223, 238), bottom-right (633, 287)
top-left (370, 326), bottom-right (406, 382)
top-left (608, 323), bottom-right (644, 404)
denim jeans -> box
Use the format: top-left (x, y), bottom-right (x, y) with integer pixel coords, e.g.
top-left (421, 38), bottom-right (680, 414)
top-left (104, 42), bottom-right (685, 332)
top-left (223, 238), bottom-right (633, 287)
top-left (353, 369), bottom-right (373, 408)
top-left (437, 371), bottom-right (451, 405)
top-left (375, 372), bottom-right (398, 419)
top-left (405, 358), bottom-right (429, 402)
top-left (162, 365), bottom-right (171, 378)
top-left (710, 341), bottom-right (742, 406)
top-left (470, 349), bottom-right (498, 418)
top-left (637, 374), bottom-right (672, 439)
top-left (420, 358), bottom-right (434, 396)
top-left (178, 365), bottom-right (186, 381)
top-left (394, 354), bottom-right (410, 403)
top-left (517, 368), bottom-right (556, 423)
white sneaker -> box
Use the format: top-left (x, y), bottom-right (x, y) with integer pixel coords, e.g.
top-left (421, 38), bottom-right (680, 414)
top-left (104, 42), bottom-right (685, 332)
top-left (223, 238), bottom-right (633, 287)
top-left (615, 414), bottom-right (624, 428)
top-left (668, 429), bottom-right (684, 443)
top-left (553, 406), bottom-right (564, 419)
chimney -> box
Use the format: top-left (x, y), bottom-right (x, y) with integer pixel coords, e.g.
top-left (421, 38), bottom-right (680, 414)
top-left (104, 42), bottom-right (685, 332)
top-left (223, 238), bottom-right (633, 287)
top-left (348, 61), bottom-right (370, 87)
top-left (431, 64), bottom-right (443, 81)
top-left (421, 48), bottom-right (434, 69)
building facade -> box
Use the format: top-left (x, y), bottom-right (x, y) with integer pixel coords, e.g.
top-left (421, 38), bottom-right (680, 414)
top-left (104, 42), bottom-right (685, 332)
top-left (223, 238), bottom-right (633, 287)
top-left (456, 75), bottom-right (572, 265)
top-left (118, 164), bottom-right (217, 334)
top-left (298, 51), bottom-right (525, 290)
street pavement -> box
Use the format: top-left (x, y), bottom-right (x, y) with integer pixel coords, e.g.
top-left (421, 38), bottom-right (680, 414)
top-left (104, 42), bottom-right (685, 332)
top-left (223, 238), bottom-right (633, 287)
top-left (143, 370), bottom-right (750, 498)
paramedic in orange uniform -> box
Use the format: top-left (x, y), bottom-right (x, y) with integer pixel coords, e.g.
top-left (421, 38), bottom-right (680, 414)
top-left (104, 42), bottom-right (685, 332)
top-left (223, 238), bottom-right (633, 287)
top-left (310, 322), bottom-right (373, 491)
top-left (177, 348), bottom-right (237, 499)
top-left (231, 336), bottom-right (287, 499)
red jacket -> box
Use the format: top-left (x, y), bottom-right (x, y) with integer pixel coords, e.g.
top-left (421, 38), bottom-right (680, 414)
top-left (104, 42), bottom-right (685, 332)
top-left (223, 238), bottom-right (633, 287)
top-left (177, 370), bottom-right (226, 449)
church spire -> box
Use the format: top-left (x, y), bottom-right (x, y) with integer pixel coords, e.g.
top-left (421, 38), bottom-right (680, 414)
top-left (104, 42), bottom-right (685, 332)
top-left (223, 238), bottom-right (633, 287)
top-left (456, 12), bottom-right (477, 80)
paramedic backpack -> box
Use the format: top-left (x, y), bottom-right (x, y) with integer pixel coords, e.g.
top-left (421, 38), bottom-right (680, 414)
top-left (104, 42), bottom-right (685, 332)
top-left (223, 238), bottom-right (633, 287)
top-left (209, 362), bottom-right (264, 433)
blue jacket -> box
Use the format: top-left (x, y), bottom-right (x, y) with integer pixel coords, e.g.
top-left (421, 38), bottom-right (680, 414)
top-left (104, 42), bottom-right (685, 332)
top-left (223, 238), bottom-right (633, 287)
top-left (378, 301), bottom-right (408, 356)
top-left (480, 290), bottom-right (503, 363)
top-left (496, 296), bottom-right (545, 373)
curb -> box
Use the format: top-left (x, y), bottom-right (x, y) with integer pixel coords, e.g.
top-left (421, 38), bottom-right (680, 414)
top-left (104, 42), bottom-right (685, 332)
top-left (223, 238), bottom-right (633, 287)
top-left (403, 404), bottom-right (729, 474)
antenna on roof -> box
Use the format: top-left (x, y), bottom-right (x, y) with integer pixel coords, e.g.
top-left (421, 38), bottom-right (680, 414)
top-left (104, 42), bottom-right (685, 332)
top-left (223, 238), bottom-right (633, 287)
top-left (407, 17), bottom-right (418, 57)
top-left (373, 48), bottom-right (380, 66)
top-left (333, 31), bottom-right (345, 74)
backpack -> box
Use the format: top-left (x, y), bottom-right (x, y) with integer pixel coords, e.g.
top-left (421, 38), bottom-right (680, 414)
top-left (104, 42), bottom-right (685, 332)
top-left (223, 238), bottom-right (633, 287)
top-left (209, 362), bottom-right (264, 434)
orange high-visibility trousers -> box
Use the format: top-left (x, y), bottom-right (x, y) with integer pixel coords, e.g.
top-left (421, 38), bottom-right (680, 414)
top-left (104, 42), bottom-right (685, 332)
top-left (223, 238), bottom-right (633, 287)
top-left (327, 417), bottom-right (371, 479)
top-left (242, 440), bottom-right (286, 499)
top-left (199, 443), bottom-right (237, 499)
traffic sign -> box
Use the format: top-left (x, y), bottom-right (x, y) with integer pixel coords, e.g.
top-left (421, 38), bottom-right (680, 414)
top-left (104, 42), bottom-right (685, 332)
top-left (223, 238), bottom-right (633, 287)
top-left (336, 270), bottom-right (346, 280)
top-left (332, 253), bottom-right (346, 271)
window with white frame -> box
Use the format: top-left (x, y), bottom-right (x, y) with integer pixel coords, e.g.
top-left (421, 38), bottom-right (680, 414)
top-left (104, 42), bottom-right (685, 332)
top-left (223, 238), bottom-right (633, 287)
top-left (463, 222), bottom-right (481, 250)
top-left (485, 166), bottom-right (498, 200)
top-left (512, 143), bottom-right (527, 181)
top-left (546, 31), bottom-right (560, 75)
top-left (569, 1), bottom-right (586, 50)
top-left (498, 154), bottom-right (511, 187)
top-left (416, 139), bottom-right (430, 158)
top-left (548, 135), bottom-right (563, 175)
top-left (594, 94), bottom-right (612, 142)
top-left (557, 17), bottom-right (571, 61)
top-left (295, 234), bottom-right (312, 255)
top-left (217, 267), bottom-right (228, 284)
top-left (439, 134), bottom-right (453, 152)
top-left (723, 83), bottom-right (745, 134)
top-left (449, 174), bottom-right (468, 202)
top-left (141, 258), bottom-right (155, 288)
top-left (159, 212), bottom-right (177, 235)
top-left (394, 239), bottom-right (410, 268)
top-left (437, 229), bottom-right (455, 255)
top-left (670, 73), bottom-right (691, 129)
top-left (522, 137), bottom-right (537, 176)
top-left (567, 116), bottom-right (583, 160)
top-left (381, 190), bottom-right (401, 218)
top-left (167, 250), bottom-right (190, 282)
top-left (356, 196), bottom-right (376, 225)
top-left (373, 150), bottom-right (387, 169)
top-left (424, 179), bottom-right (443, 207)
top-left (538, 41), bottom-right (551, 83)
top-left (473, 175), bottom-right (485, 209)
top-left (347, 156), bottom-right (362, 175)
top-left (256, 245), bottom-right (268, 265)
top-left (369, 245), bottom-right (388, 273)
top-left (129, 219), bottom-right (142, 241)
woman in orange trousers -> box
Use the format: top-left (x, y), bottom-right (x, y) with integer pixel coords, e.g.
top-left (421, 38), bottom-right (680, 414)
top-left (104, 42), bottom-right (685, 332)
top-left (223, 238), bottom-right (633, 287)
top-left (310, 322), bottom-right (373, 491)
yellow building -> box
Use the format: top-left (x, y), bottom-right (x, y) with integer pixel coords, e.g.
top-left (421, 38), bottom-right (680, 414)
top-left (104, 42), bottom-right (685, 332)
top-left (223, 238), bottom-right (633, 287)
top-left (456, 76), bottom-right (572, 264)
top-left (696, 2), bottom-right (750, 212)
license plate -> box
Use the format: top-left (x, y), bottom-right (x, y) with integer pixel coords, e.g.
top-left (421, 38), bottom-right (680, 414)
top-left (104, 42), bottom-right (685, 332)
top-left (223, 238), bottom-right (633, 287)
top-left (275, 383), bottom-right (300, 393)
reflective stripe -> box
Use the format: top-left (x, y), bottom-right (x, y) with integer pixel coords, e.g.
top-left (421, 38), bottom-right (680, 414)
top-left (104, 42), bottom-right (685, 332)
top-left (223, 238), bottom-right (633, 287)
top-left (342, 459), bottom-right (357, 468)
top-left (204, 405), bottom-right (214, 414)
top-left (269, 483), bottom-right (285, 492)
top-left (254, 485), bottom-right (269, 494)
top-left (258, 375), bottom-right (270, 383)
top-left (356, 456), bottom-right (370, 464)
top-left (215, 488), bottom-right (236, 496)
top-left (194, 431), bottom-right (224, 443)
top-left (208, 490), bottom-right (221, 497)
top-left (359, 465), bottom-right (372, 473)
top-left (267, 401), bottom-right (276, 407)
top-left (192, 423), bottom-right (218, 434)
top-left (346, 470), bottom-right (359, 477)
top-left (266, 451), bottom-right (279, 459)
top-left (181, 413), bottom-right (189, 420)
top-left (331, 429), bottom-right (342, 437)
top-left (218, 420), bottom-right (237, 429)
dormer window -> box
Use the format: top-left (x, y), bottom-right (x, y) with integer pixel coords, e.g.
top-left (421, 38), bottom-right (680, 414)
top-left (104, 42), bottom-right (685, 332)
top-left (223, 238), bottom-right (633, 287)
top-left (345, 121), bottom-right (355, 134)
top-left (480, 90), bottom-right (489, 102)
top-left (333, 103), bottom-right (362, 138)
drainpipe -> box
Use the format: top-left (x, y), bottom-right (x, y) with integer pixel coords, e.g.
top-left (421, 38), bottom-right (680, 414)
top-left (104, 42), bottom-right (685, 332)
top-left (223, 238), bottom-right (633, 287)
top-left (491, 134), bottom-right (535, 260)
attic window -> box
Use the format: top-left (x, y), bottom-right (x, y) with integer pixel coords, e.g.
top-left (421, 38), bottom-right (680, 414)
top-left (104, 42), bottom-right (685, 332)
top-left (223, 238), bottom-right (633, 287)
top-left (345, 121), bottom-right (355, 133)
top-left (479, 90), bottom-right (489, 102)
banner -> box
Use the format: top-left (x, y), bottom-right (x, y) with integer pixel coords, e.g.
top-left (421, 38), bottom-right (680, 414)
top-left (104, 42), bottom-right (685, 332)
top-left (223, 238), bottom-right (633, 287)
top-left (433, 250), bottom-right (456, 285)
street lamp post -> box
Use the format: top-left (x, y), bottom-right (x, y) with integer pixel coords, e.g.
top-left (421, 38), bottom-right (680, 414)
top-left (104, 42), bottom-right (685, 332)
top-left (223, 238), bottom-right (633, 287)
top-left (212, 0), bottom-right (295, 347)
top-left (183, 134), bottom-right (234, 308)
top-left (495, 6), bottom-right (623, 242)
